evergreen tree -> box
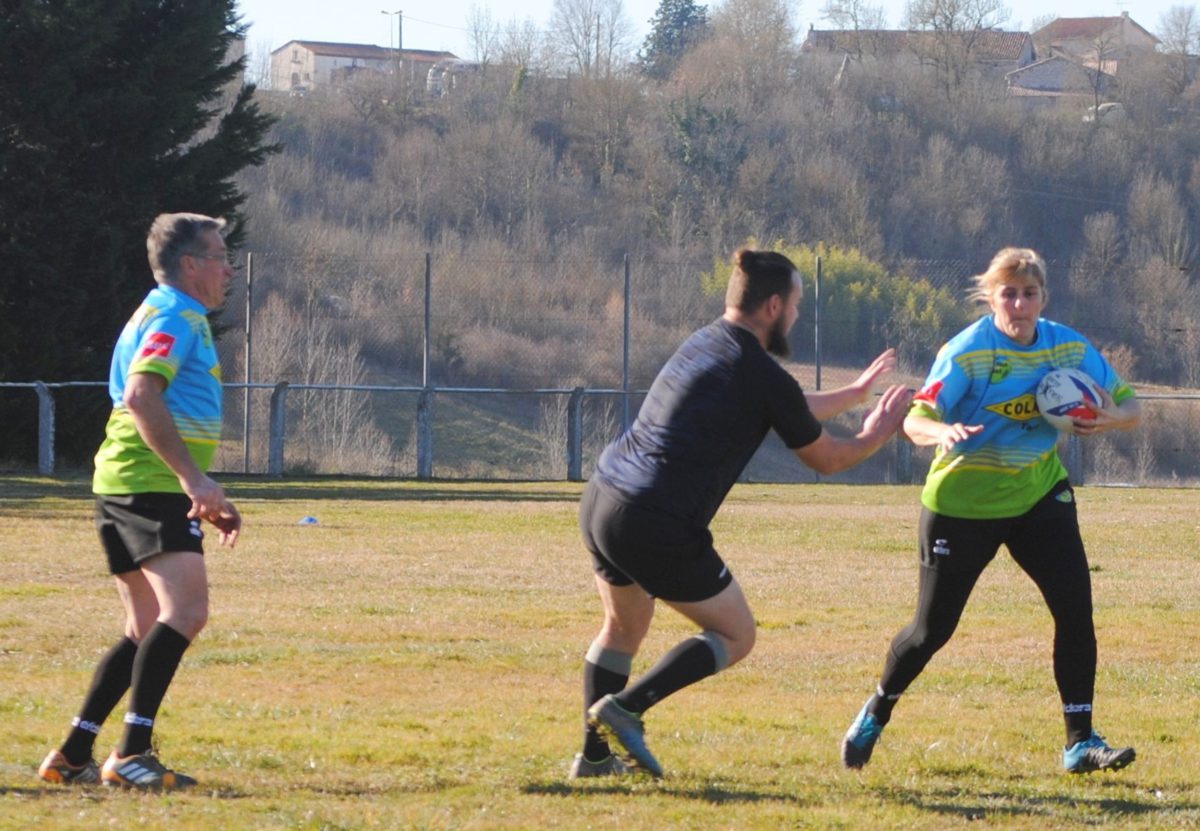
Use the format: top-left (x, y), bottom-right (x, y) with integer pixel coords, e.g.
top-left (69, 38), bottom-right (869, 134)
top-left (0, 1), bottom-right (277, 465)
top-left (639, 0), bottom-right (710, 80)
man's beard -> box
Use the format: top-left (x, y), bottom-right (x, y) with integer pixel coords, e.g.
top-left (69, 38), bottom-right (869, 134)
top-left (766, 316), bottom-right (791, 358)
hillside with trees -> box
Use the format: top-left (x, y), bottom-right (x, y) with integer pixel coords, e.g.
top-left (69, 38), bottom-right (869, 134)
top-left (5, 0), bottom-right (1198, 478)
top-left (238, 0), bottom-right (1200, 393)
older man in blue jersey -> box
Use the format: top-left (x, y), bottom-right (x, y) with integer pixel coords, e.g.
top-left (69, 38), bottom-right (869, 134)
top-left (39, 213), bottom-right (240, 790)
top-left (570, 248), bottom-right (912, 779)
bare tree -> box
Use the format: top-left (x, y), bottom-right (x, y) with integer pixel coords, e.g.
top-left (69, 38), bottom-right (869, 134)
top-left (1069, 212), bottom-right (1126, 342)
top-left (250, 38), bottom-right (274, 89)
top-left (1083, 32), bottom-right (1119, 118)
top-left (1126, 170), bottom-right (1195, 267)
top-left (680, 0), bottom-right (799, 105)
top-left (821, 0), bottom-right (888, 59)
top-left (1157, 5), bottom-right (1200, 98)
top-left (903, 0), bottom-right (1010, 94)
top-left (467, 4), bottom-right (501, 65)
top-left (711, 0), bottom-right (798, 55)
top-left (497, 17), bottom-right (547, 72)
top-left (550, 0), bottom-right (635, 77)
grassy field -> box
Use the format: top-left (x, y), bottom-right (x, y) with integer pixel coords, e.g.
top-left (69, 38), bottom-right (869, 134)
top-left (1, 475), bottom-right (1198, 829)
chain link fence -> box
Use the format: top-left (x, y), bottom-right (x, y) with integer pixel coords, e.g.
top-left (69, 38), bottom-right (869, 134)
top-left (5, 253), bottom-right (1199, 485)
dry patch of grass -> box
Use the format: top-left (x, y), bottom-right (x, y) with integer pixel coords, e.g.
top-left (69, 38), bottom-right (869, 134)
top-left (1, 476), bottom-right (1198, 829)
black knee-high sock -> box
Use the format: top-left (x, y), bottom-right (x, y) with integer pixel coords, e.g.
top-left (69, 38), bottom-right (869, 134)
top-left (60, 637), bottom-right (139, 765)
top-left (117, 623), bottom-right (191, 757)
top-left (865, 687), bottom-right (901, 726)
top-left (616, 636), bottom-right (721, 714)
top-left (1063, 704), bottom-right (1093, 747)
top-left (583, 662), bottom-right (630, 761)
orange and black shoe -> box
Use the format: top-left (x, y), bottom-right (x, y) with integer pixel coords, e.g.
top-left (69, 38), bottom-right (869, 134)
top-left (101, 749), bottom-right (197, 790)
top-left (38, 749), bottom-right (100, 785)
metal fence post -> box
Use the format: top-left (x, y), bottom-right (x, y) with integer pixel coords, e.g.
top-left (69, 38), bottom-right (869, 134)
top-left (895, 437), bottom-right (912, 484)
top-left (423, 252), bottom-right (432, 388)
top-left (417, 388), bottom-right (433, 479)
top-left (1066, 434), bottom-right (1084, 485)
top-left (34, 381), bottom-right (54, 475)
top-left (622, 254), bottom-right (631, 429)
top-left (814, 254), bottom-right (822, 391)
top-left (243, 251), bottom-right (253, 474)
top-left (268, 382), bottom-right (289, 477)
top-left (567, 387), bottom-right (585, 481)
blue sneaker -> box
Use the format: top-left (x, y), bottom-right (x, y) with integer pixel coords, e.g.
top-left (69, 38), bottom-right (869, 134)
top-left (586, 695), bottom-right (663, 778)
top-left (1063, 731), bottom-right (1135, 774)
top-left (842, 703), bottom-right (884, 769)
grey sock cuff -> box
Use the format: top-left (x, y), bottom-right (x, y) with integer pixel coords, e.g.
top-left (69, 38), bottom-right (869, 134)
top-left (585, 641), bottom-right (633, 675)
top-left (694, 631), bottom-right (730, 672)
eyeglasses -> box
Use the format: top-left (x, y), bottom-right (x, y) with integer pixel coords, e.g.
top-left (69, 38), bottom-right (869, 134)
top-left (187, 250), bottom-right (236, 266)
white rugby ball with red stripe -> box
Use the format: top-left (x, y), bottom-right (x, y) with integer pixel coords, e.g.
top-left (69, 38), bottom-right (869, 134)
top-left (1036, 368), bottom-right (1102, 432)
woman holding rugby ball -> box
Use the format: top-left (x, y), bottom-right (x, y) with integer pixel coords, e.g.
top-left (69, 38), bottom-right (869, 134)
top-left (841, 247), bottom-right (1141, 775)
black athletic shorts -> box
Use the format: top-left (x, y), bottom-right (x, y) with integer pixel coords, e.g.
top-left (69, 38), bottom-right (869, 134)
top-left (95, 493), bottom-right (204, 575)
top-left (579, 480), bottom-right (733, 603)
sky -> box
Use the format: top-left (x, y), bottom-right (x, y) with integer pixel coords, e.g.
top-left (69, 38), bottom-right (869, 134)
top-left (235, 0), bottom-right (1178, 69)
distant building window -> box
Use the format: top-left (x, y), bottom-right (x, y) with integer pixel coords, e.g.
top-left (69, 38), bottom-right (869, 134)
top-left (292, 49), bottom-right (299, 61)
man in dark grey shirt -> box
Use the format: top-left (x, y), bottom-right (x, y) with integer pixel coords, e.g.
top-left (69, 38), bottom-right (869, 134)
top-left (571, 248), bottom-right (911, 779)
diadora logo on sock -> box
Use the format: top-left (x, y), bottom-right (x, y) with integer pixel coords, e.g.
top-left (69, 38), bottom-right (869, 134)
top-left (72, 717), bottom-right (103, 734)
top-left (1063, 702), bottom-right (1092, 713)
top-left (932, 539), bottom-right (951, 556)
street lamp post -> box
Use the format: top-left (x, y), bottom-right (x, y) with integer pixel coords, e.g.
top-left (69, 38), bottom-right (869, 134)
top-left (380, 9), bottom-right (402, 76)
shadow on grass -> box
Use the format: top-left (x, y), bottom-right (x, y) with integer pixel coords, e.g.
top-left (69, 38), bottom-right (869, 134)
top-left (884, 784), bottom-right (1198, 822)
top-left (524, 779), bottom-right (807, 806)
top-left (0, 476), bottom-right (583, 505)
top-left (0, 785), bottom-right (255, 799)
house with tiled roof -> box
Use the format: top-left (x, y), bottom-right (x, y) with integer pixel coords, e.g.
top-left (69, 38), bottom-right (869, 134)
top-left (1006, 56), bottom-right (1118, 104)
top-left (1032, 13), bottom-right (1159, 75)
top-left (802, 27), bottom-right (1036, 74)
top-left (270, 40), bottom-right (457, 92)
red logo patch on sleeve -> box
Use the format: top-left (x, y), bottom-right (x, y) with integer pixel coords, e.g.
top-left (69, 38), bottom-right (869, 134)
top-left (913, 380), bottom-right (944, 405)
top-left (140, 331), bottom-right (176, 358)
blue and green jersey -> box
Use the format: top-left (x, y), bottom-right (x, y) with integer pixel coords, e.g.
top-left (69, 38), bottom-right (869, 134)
top-left (93, 285), bottom-right (223, 494)
top-left (911, 315), bottom-right (1134, 519)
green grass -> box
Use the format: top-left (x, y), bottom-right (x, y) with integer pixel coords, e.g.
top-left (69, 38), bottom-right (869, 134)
top-left (2, 475), bottom-right (1198, 829)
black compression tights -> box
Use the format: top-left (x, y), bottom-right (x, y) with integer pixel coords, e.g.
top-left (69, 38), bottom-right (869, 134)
top-left (875, 484), bottom-right (1097, 730)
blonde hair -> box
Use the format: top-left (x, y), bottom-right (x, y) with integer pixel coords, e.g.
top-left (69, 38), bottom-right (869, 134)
top-left (969, 247), bottom-right (1047, 305)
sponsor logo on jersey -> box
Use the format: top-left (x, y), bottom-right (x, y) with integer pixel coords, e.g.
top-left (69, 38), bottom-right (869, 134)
top-left (914, 380), bottom-right (943, 406)
top-left (140, 331), bottom-right (176, 358)
top-left (984, 393), bottom-right (1040, 421)
top-left (990, 358), bottom-right (1011, 383)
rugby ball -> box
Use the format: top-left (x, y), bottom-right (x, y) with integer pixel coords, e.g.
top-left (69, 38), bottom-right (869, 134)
top-left (1036, 368), bottom-right (1102, 432)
